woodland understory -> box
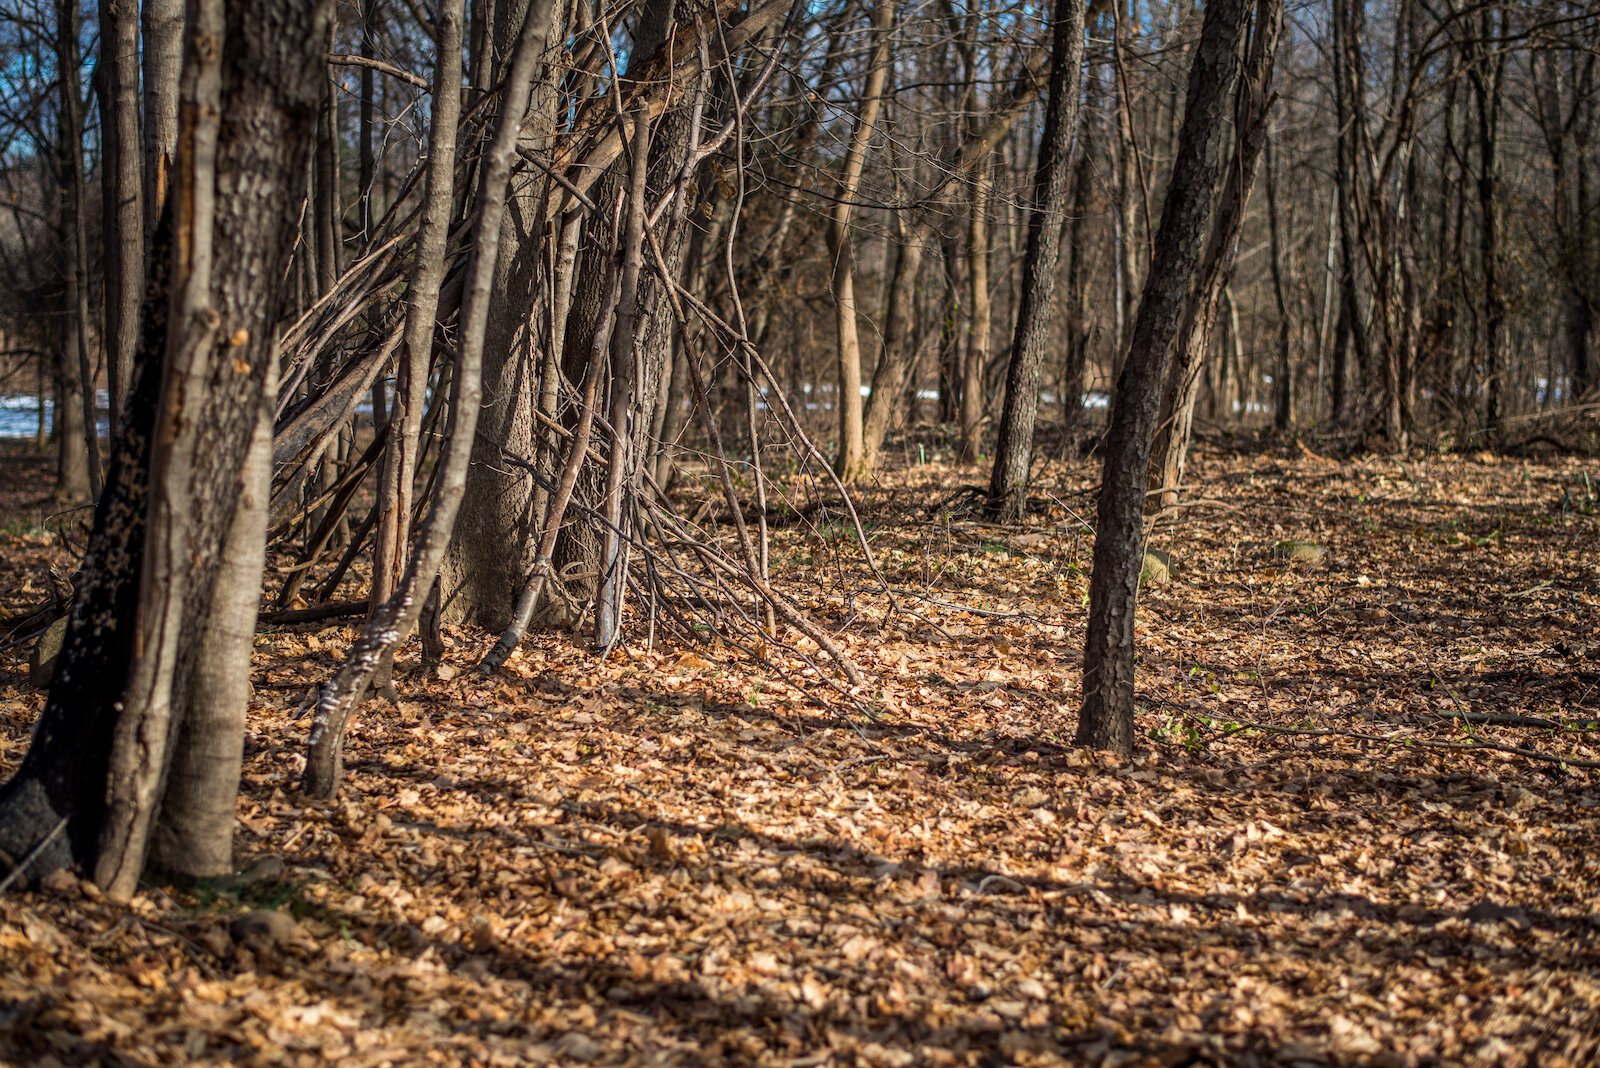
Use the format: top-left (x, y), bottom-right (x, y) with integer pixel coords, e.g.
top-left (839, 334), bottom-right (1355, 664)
top-left (2, 441), bottom-right (1598, 1067)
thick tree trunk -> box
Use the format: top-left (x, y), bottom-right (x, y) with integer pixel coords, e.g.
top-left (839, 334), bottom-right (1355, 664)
top-left (0, 0), bottom-right (334, 897)
top-left (1078, 0), bottom-right (1265, 757)
top-left (986, 0), bottom-right (1085, 521)
top-left (150, 357), bottom-right (275, 878)
top-left (96, 0), bottom-right (336, 901)
top-left (444, 0), bottom-right (566, 631)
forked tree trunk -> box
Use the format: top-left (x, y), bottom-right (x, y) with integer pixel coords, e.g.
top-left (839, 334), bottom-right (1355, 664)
top-left (1079, 0), bottom-right (1265, 757)
top-left (0, 0), bottom-right (335, 898)
top-left (1153, 7), bottom-right (1279, 510)
top-left (96, 0), bottom-right (336, 900)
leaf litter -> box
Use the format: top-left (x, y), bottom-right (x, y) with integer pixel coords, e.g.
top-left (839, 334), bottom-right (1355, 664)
top-left (1, 445), bottom-right (1599, 1065)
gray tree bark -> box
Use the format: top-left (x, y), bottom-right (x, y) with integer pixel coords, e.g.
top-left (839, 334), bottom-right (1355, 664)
top-left (986, 0), bottom-right (1085, 521)
top-left (99, 0), bottom-right (145, 434)
top-left (1078, 0), bottom-right (1259, 756)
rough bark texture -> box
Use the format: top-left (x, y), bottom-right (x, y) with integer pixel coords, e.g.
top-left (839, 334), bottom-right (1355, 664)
top-left (1153, 5), bottom-right (1280, 509)
top-left (150, 356), bottom-right (275, 878)
top-left (1078, 0), bottom-right (1255, 757)
top-left (94, 0), bottom-right (335, 901)
top-left (0, 212), bottom-right (171, 887)
top-left (0, 0), bottom-right (333, 898)
top-left (141, 0), bottom-right (185, 225)
top-left (986, 0), bottom-right (1085, 521)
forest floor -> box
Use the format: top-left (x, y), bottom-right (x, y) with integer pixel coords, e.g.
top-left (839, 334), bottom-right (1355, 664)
top-left (1, 437), bottom-right (1599, 1066)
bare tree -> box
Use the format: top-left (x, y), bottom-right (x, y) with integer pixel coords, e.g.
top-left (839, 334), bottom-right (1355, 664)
top-left (986, 0), bottom-right (1086, 521)
top-left (1078, 0), bottom-right (1274, 756)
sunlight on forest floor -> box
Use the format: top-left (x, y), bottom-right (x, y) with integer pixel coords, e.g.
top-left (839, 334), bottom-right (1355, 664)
top-left (2, 443), bottom-right (1598, 1066)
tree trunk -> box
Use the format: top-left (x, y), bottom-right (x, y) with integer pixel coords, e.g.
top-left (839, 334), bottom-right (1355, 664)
top-left (829, 0), bottom-right (894, 483)
top-left (986, 0), bottom-right (1086, 521)
top-left (958, 164), bottom-right (991, 462)
top-left (1153, 9), bottom-right (1280, 508)
top-left (56, 0), bottom-right (102, 501)
top-left (1060, 52), bottom-right (1101, 451)
top-left (142, 0), bottom-right (185, 226)
top-left (1470, 4), bottom-right (1506, 436)
top-left (861, 233), bottom-right (927, 472)
top-left (371, 0), bottom-right (464, 690)
top-left (0, 0), bottom-right (335, 898)
top-left (1266, 134), bottom-right (1294, 431)
top-left (150, 354), bottom-right (275, 878)
top-left (99, 0), bottom-right (145, 436)
top-left (1078, 0), bottom-right (1267, 757)
top-left (444, 0), bottom-right (567, 631)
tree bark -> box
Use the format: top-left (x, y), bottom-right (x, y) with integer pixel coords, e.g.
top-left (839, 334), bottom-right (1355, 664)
top-left (443, 0), bottom-right (565, 631)
top-left (986, 0), bottom-right (1086, 521)
top-left (829, 0), bottom-right (893, 483)
top-left (142, 0), bottom-right (185, 227)
top-left (55, 0), bottom-right (102, 501)
top-left (958, 164), bottom-right (991, 462)
top-left (1153, 5), bottom-right (1280, 508)
top-left (1265, 133), bottom-right (1294, 431)
top-left (149, 351), bottom-right (275, 878)
top-left (99, 0), bottom-right (146, 436)
top-left (0, 0), bottom-right (335, 897)
top-left (371, 0), bottom-right (465, 692)
top-left (1078, 0), bottom-right (1262, 757)
top-left (95, 0), bottom-right (337, 901)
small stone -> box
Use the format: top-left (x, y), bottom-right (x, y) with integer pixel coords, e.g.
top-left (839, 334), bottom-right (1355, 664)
top-left (552, 1032), bottom-right (602, 1062)
top-left (28, 617), bottom-right (68, 689)
top-left (38, 868), bottom-right (77, 895)
top-left (1273, 539), bottom-right (1325, 564)
top-left (1140, 549), bottom-right (1173, 586)
top-left (230, 909), bottom-right (300, 948)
